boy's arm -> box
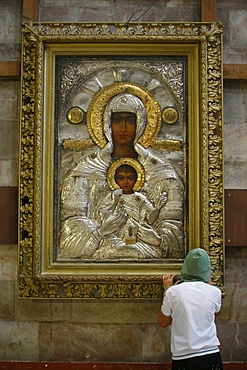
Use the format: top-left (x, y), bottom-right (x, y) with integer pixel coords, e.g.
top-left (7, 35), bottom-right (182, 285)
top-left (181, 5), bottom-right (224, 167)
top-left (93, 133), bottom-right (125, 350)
top-left (158, 274), bottom-right (174, 328)
top-left (158, 310), bottom-right (172, 327)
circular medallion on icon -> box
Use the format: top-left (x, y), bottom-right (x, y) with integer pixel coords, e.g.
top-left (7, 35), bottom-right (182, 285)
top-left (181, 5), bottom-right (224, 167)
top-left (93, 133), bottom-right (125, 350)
top-left (67, 107), bottom-right (84, 124)
top-left (162, 107), bottom-right (178, 124)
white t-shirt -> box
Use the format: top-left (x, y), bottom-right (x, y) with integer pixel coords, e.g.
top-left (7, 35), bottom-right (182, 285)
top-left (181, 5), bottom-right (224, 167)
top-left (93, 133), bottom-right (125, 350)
top-left (161, 281), bottom-right (222, 360)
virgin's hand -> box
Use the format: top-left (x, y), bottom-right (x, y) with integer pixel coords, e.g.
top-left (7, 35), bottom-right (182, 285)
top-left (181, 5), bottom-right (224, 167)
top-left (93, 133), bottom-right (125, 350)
top-left (99, 208), bottom-right (127, 236)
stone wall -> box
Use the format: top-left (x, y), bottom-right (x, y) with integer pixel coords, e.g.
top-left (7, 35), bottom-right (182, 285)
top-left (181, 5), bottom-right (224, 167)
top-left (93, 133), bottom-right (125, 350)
top-left (0, 0), bottom-right (246, 363)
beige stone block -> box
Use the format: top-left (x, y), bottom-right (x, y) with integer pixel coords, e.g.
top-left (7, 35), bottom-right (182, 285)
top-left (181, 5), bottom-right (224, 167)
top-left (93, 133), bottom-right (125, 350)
top-left (41, 0), bottom-right (108, 6)
top-left (51, 299), bottom-right (72, 321)
top-left (143, 324), bottom-right (171, 362)
top-left (224, 78), bottom-right (247, 189)
top-left (0, 80), bottom-right (20, 186)
top-left (229, 10), bottom-right (247, 49)
top-left (0, 44), bottom-right (21, 61)
top-left (69, 300), bottom-right (161, 323)
top-left (0, 159), bottom-right (19, 186)
top-left (224, 80), bottom-right (247, 123)
top-left (0, 120), bottom-right (19, 160)
top-left (224, 120), bottom-right (247, 160)
top-left (0, 244), bottom-right (17, 281)
top-left (225, 246), bottom-right (247, 282)
top-left (224, 121), bottom-right (247, 161)
top-left (236, 285), bottom-right (247, 322)
top-left (39, 0), bottom-right (200, 23)
top-left (219, 282), bottom-right (237, 322)
top-left (0, 81), bottom-right (19, 120)
top-left (15, 298), bottom-right (52, 322)
top-left (217, 322), bottom-right (247, 362)
top-left (224, 160), bottom-right (247, 189)
top-left (0, 281), bottom-right (15, 321)
top-left (38, 323), bottom-right (53, 360)
top-left (40, 1), bottom-right (110, 23)
top-left (0, 321), bottom-right (39, 361)
top-left (220, 4), bottom-right (247, 64)
top-left (39, 322), bottom-right (144, 362)
top-left (0, 1), bottom-right (21, 45)
top-left (223, 47), bottom-right (247, 64)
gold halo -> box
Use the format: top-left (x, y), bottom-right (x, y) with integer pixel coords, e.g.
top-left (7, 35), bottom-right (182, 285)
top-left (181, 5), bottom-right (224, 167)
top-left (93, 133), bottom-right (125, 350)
top-left (107, 158), bottom-right (145, 192)
top-left (87, 82), bottom-right (161, 148)
top-left (67, 106), bottom-right (84, 124)
top-left (162, 107), bottom-right (178, 124)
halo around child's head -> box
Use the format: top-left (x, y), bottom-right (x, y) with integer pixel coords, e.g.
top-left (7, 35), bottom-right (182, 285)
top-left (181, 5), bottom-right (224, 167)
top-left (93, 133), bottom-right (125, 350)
top-left (107, 158), bottom-right (145, 192)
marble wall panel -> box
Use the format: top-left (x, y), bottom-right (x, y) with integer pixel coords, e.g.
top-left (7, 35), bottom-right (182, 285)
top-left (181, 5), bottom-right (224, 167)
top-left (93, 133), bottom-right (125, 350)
top-left (219, 282), bottom-right (247, 324)
top-left (0, 81), bottom-right (20, 186)
top-left (224, 80), bottom-right (247, 189)
top-left (68, 301), bottom-right (161, 324)
top-left (0, 245), bottom-right (17, 281)
top-left (224, 81), bottom-right (247, 127)
top-left (51, 299), bottom-right (73, 322)
top-left (0, 321), bottom-right (39, 361)
top-left (210, 248), bottom-right (247, 361)
top-left (224, 160), bottom-right (247, 189)
top-left (39, 322), bottom-right (145, 362)
top-left (41, 0), bottom-right (111, 4)
top-left (0, 281), bottom-right (15, 321)
top-left (0, 246), bottom-right (22, 323)
top-left (224, 247), bottom-right (247, 323)
top-left (142, 324), bottom-right (171, 362)
top-left (219, 282), bottom-right (237, 322)
top-left (0, 119), bottom-right (19, 161)
top-left (219, 247), bottom-right (247, 326)
top-left (236, 285), bottom-right (247, 322)
top-left (0, 0), bottom-right (21, 60)
top-left (224, 124), bottom-right (247, 159)
top-left (217, 1), bottom-right (247, 63)
top-left (0, 160), bottom-right (19, 187)
top-left (39, 0), bottom-right (199, 23)
top-left (225, 9), bottom-right (247, 64)
top-left (15, 299), bottom-right (52, 322)
top-left (225, 246), bottom-right (247, 283)
top-left (0, 81), bottom-right (19, 120)
top-left (229, 10), bottom-right (247, 49)
top-left (217, 322), bottom-right (247, 362)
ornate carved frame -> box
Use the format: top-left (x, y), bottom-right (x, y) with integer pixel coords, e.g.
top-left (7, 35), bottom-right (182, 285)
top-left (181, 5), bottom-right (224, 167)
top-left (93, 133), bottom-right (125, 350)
top-left (19, 22), bottom-right (224, 299)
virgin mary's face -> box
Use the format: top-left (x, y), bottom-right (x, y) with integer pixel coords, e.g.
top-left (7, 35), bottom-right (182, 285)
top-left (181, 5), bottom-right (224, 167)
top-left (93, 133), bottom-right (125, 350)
top-left (111, 112), bottom-right (136, 146)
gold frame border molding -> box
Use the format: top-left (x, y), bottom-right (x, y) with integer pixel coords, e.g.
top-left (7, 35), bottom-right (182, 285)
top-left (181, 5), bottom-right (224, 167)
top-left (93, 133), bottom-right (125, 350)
top-left (19, 22), bottom-right (224, 299)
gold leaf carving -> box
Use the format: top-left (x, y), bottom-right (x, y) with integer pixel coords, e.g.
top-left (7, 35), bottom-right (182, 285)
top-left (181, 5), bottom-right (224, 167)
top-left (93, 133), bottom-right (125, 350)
top-left (19, 22), bottom-right (224, 299)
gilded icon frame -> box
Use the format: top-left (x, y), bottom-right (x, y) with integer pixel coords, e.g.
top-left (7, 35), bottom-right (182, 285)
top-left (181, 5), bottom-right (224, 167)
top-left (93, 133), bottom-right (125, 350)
top-left (19, 22), bottom-right (224, 299)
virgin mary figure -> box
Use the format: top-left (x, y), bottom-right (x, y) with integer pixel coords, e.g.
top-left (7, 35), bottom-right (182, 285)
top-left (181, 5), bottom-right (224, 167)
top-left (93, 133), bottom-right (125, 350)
top-left (58, 86), bottom-right (184, 261)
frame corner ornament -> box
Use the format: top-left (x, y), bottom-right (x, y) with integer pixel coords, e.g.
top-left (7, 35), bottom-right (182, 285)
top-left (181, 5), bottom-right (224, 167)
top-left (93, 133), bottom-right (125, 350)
top-left (19, 22), bottom-right (224, 299)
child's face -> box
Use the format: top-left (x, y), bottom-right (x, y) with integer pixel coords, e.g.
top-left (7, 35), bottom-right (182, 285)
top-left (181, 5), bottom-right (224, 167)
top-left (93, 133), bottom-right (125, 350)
top-left (115, 170), bottom-right (136, 194)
